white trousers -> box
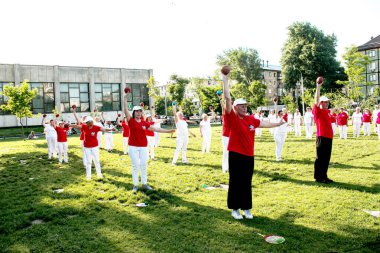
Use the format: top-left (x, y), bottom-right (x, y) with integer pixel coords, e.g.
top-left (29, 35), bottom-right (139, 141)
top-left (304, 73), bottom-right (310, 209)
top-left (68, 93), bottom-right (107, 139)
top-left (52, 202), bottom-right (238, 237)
top-left (46, 137), bottom-right (57, 159)
top-left (129, 146), bottom-right (148, 186)
top-left (83, 147), bottom-right (102, 179)
top-left (274, 133), bottom-right (286, 160)
top-left (123, 137), bottom-right (129, 154)
top-left (363, 122), bottom-right (371, 136)
top-left (57, 142), bottom-right (68, 163)
top-left (104, 133), bottom-right (113, 150)
top-left (294, 123), bottom-right (301, 136)
top-left (305, 123), bottom-right (313, 139)
top-left (147, 136), bottom-right (155, 159)
top-left (172, 135), bottom-right (188, 164)
top-left (332, 123), bottom-right (337, 135)
top-left (338, 125), bottom-right (347, 139)
top-left (97, 132), bottom-right (103, 148)
top-left (373, 120), bottom-right (378, 133)
top-left (81, 141), bottom-right (87, 167)
top-left (201, 131), bottom-right (212, 153)
top-left (222, 136), bottom-right (229, 173)
top-left (353, 122), bottom-right (361, 137)
top-left (155, 133), bottom-right (160, 147)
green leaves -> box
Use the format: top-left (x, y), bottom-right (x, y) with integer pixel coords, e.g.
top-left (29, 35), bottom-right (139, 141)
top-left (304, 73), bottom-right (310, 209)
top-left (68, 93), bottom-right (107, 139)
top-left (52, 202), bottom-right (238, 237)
top-left (0, 80), bottom-right (37, 119)
top-left (281, 22), bottom-right (342, 90)
top-left (216, 47), bottom-right (262, 86)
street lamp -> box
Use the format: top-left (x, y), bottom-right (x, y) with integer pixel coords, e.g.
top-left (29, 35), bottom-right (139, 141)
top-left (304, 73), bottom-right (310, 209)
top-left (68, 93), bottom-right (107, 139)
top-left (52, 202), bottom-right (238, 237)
top-left (294, 68), bottom-right (305, 115)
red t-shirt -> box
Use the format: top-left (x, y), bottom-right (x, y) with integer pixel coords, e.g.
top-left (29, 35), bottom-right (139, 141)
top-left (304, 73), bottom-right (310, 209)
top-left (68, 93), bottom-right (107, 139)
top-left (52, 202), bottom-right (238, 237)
top-left (313, 104), bottom-right (333, 139)
top-left (377, 112), bottom-right (380, 124)
top-left (80, 123), bottom-right (85, 140)
top-left (82, 124), bottom-right (101, 148)
top-left (225, 110), bottom-right (261, 157)
top-left (337, 112), bottom-right (348, 126)
top-left (283, 113), bottom-right (288, 122)
top-left (128, 118), bottom-right (151, 147)
top-left (330, 113), bottom-right (337, 124)
top-left (145, 121), bottom-right (155, 137)
top-left (222, 114), bottom-right (231, 137)
top-left (362, 113), bottom-right (372, 123)
top-left (55, 126), bottom-right (69, 142)
top-left (121, 121), bottom-right (130, 137)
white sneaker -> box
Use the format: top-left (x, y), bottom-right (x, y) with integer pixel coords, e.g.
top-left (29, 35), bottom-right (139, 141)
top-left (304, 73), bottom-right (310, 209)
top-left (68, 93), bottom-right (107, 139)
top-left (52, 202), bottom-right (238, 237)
top-left (231, 210), bottom-right (243, 220)
top-left (243, 209), bottom-right (253, 219)
top-left (97, 174), bottom-right (103, 179)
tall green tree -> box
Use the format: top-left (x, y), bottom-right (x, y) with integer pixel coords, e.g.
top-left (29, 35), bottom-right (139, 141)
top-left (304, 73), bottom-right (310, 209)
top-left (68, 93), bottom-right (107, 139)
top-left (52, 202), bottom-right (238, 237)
top-left (154, 96), bottom-right (173, 116)
top-left (146, 76), bottom-right (160, 99)
top-left (337, 45), bottom-right (371, 104)
top-left (198, 85), bottom-right (222, 114)
top-left (230, 81), bottom-right (267, 110)
top-left (0, 80), bottom-right (38, 138)
top-left (281, 22), bottom-right (343, 90)
top-left (167, 74), bottom-right (188, 106)
top-left (216, 47), bottom-right (262, 86)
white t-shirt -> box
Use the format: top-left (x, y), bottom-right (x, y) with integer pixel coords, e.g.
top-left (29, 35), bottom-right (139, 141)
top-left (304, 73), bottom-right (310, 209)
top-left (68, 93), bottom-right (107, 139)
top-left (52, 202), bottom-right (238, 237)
top-left (103, 123), bottom-right (114, 135)
top-left (200, 119), bottom-right (211, 135)
top-left (268, 113), bottom-right (276, 123)
top-left (294, 113), bottom-right (302, 124)
top-left (44, 124), bottom-right (57, 138)
top-left (176, 119), bottom-right (188, 137)
top-left (352, 112), bottom-right (363, 124)
top-left (304, 112), bottom-right (313, 124)
top-left (274, 117), bottom-right (287, 135)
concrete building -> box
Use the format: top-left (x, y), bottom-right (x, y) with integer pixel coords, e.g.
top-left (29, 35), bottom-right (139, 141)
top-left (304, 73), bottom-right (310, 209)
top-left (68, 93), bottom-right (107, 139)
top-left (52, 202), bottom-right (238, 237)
top-left (358, 35), bottom-right (380, 96)
top-left (0, 64), bottom-right (152, 128)
top-left (260, 61), bottom-right (284, 103)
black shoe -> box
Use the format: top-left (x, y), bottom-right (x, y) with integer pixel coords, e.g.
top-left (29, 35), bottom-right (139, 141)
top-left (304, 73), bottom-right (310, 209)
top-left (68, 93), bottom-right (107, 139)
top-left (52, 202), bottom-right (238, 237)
top-left (315, 178), bottom-right (333, 184)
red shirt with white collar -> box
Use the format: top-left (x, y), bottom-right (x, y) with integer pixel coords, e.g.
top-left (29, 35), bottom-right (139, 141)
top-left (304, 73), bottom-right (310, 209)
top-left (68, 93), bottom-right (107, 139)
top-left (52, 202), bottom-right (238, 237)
top-left (362, 112), bottom-right (372, 123)
top-left (121, 121), bottom-right (130, 137)
top-left (55, 126), bottom-right (69, 142)
top-left (82, 124), bottom-right (101, 148)
top-left (225, 109), bottom-right (260, 156)
top-left (330, 113), bottom-right (337, 124)
top-left (313, 104), bottom-right (333, 139)
top-left (337, 112), bottom-right (348, 126)
top-left (128, 117), bottom-right (151, 147)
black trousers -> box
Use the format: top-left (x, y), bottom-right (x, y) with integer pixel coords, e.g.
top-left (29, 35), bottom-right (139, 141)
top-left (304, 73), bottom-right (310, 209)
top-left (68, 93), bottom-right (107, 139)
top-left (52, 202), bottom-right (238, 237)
top-left (228, 151), bottom-right (254, 210)
top-left (314, 136), bottom-right (333, 180)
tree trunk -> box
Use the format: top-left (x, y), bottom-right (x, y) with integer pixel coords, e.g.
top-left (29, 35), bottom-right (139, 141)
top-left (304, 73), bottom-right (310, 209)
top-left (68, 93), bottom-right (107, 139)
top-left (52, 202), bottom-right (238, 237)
top-left (19, 118), bottom-right (25, 139)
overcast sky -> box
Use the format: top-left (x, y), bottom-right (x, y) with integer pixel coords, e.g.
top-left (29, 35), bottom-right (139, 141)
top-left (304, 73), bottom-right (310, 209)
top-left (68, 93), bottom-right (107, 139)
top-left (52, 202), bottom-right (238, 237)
top-left (1, 0), bottom-right (379, 84)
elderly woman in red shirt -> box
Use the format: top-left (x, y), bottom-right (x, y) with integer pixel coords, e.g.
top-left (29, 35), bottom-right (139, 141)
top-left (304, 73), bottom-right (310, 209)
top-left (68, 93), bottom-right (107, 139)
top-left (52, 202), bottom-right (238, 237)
top-left (222, 71), bottom-right (285, 220)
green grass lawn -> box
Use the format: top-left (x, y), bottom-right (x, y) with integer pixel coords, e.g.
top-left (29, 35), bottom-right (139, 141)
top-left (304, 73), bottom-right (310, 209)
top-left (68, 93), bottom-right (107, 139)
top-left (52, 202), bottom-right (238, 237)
top-left (0, 125), bottom-right (379, 253)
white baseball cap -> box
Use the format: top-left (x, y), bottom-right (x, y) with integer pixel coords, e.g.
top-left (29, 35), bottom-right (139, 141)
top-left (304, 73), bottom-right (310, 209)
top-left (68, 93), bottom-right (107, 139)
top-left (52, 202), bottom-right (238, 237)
top-left (233, 98), bottom-right (247, 106)
top-left (132, 106), bottom-right (142, 111)
top-left (84, 116), bottom-right (93, 123)
top-left (320, 96), bottom-right (330, 102)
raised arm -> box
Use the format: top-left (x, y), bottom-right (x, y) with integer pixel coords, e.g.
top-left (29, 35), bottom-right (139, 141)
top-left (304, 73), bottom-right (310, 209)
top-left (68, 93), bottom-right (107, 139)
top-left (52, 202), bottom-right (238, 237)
top-left (217, 90), bottom-right (226, 114)
top-left (41, 114), bottom-right (47, 125)
top-left (73, 107), bottom-right (80, 124)
top-left (172, 102), bottom-right (179, 123)
top-left (123, 94), bottom-right (132, 122)
top-left (315, 77), bottom-right (323, 105)
top-left (117, 115), bottom-right (122, 126)
top-left (222, 75), bottom-right (232, 114)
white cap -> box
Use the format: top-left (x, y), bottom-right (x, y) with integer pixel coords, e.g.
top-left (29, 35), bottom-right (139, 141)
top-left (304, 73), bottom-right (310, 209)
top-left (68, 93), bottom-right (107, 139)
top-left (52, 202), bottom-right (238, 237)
top-left (145, 113), bottom-right (151, 117)
top-left (320, 96), bottom-right (329, 102)
top-left (132, 106), bottom-right (142, 111)
top-left (233, 98), bottom-right (247, 106)
top-left (84, 116), bottom-right (93, 123)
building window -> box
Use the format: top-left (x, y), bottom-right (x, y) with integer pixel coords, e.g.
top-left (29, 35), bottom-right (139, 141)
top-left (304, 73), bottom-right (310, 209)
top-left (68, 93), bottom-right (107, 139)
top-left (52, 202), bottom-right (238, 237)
top-left (370, 62), bottom-right (376, 71)
top-left (60, 83), bottom-right (89, 112)
top-left (369, 50), bottom-right (376, 57)
top-left (95, 83), bottom-right (121, 111)
top-left (369, 74), bottom-right (377, 82)
top-left (0, 82), bottom-right (13, 115)
top-left (127, 83), bottom-right (149, 109)
top-left (30, 82), bottom-right (55, 113)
